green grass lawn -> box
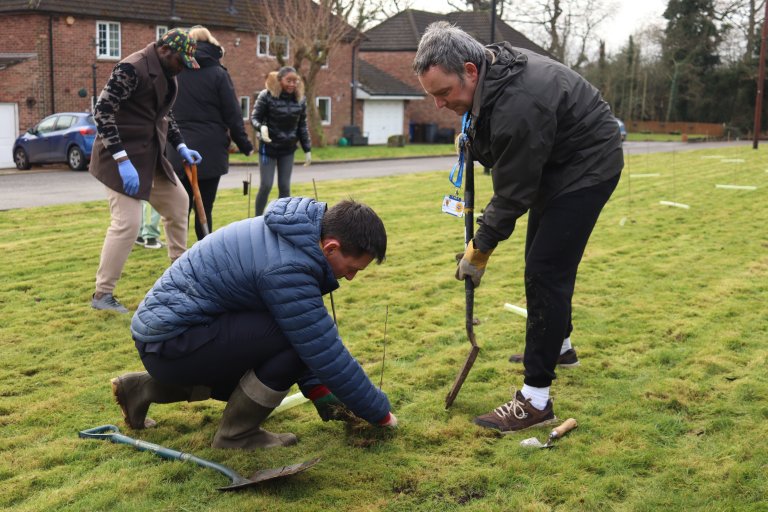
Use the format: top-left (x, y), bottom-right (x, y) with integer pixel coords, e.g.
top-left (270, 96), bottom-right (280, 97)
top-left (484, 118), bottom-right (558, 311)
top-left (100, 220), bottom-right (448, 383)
top-left (1, 146), bottom-right (767, 510)
top-left (229, 143), bottom-right (455, 164)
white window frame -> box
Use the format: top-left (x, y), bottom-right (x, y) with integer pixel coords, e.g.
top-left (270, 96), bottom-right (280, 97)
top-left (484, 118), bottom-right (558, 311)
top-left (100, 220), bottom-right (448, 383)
top-left (156, 25), bottom-right (168, 41)
top-left (240, 96), bottom-right (250, 121)
top-left (257, 34), bottom-right (270, 57)
top-left (315, 44), bottom-right (329, 69)
top-left (271, 35), bottom-right (290, 60)
top-left (316, 96), bottom-right (331, 126)
top-left (96, 21), bottom-right (121, 60)
top-left (257, 34), bottom-right (290, 59)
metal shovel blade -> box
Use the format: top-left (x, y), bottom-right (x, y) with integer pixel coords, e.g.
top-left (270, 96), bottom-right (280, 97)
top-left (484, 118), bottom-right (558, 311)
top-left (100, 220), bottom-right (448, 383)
top-left (520, 418), bottom-right (578, 449)
top-left (520, 436), bottom-right (552, 449)
top-left (219, 458), bottom-right (321, 491)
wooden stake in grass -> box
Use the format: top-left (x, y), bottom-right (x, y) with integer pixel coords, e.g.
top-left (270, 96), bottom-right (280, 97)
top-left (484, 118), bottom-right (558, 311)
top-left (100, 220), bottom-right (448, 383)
top-left (244, 173), bottom-right (252, 218)
top-left (659, 151), bottom-right (690, 209)
top-left (620, 146), bottom-right (632, 226)
top-left (379, 305), bottom-right (388, 390)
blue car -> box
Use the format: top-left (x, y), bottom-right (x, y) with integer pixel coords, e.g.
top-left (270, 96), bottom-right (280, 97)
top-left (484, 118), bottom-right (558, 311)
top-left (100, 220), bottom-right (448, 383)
top-left (13, 112), bottom-right (96, 171)
top-left (616, 118), bottom-right (627, 142)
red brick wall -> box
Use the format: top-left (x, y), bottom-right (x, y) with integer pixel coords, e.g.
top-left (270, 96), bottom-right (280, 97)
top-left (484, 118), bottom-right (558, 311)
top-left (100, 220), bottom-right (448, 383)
top-left (1, 14), bottom-right (51, 132)
top-left (0, 13), bottom-right (353, 145)
top-left (360, 50), bottom-right (462, 135)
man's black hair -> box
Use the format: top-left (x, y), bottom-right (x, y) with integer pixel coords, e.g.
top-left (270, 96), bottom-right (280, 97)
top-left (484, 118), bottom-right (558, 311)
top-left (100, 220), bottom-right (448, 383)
top-left (321, 199), bottom-right (386, 263)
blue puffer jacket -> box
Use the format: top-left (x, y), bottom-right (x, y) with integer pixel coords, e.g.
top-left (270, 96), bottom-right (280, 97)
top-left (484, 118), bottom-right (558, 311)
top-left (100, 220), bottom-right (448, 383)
top-left (131, 197), bottom-right (390, 423)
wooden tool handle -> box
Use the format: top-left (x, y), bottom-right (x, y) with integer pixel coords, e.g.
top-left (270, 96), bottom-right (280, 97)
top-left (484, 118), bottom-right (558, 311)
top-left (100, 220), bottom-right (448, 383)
top-left (552, 418), bottom-right (578, 438)
top-left (184, 163), bottom-right (210, 236)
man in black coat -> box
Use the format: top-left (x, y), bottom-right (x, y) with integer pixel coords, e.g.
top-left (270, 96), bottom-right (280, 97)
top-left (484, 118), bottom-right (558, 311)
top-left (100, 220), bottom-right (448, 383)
top-left (168, 26), bottom-right (254, 240)
top-left (414, 22), bottom-right (623, 432)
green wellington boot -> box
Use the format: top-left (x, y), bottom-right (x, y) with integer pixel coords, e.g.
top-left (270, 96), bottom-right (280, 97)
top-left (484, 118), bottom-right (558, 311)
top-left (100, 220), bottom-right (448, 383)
top-left (212, 371), bottom-right (297, 450)
top-left (111, 371), bottom-right (211, 429)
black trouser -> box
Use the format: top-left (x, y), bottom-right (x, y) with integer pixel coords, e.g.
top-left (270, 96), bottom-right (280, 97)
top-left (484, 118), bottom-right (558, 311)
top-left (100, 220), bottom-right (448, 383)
top-left (138, 311), bottom-right (308, 401)
top-left (181, 175), bottom-right (220, 241)
top-left (522, 174), bottom-right (620, 388)
top-left (255, 153), bottom-right (295, 216)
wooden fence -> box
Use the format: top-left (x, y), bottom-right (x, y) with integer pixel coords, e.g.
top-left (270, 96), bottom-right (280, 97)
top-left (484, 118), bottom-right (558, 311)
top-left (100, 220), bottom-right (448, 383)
top-left (627, 121), bottom-right (725, 137)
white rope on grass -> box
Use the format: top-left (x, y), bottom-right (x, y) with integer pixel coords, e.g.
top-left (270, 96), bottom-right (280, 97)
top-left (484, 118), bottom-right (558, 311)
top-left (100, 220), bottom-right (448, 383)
top-left (659, 200), bottom-right (690, 209)
top-left (274, 392), bottom-right (309, 414)
top-left (503, 303), bottom-right (528, 318)
top-left (715, 184), bottom-right (757, 191)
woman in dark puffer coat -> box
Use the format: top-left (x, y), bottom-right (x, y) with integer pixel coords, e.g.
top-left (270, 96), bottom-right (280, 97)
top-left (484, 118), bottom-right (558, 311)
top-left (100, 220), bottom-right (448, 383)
top-left (251, 66), bottom-right (312, 216)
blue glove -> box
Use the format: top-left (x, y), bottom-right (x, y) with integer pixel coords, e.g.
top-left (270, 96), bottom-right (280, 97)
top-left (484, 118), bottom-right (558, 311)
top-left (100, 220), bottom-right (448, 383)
top-left (117, 159), bottom-right (139, 196)
top-left (178, 145), bottom-right (202, 164)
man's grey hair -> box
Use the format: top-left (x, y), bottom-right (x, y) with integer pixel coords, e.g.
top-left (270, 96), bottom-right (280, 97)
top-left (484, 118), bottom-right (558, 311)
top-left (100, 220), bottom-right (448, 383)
top-left (413, 21), bottom-right (487, 80)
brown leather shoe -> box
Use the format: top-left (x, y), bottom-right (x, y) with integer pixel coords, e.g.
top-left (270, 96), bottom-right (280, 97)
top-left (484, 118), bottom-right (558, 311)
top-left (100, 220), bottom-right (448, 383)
top-left (509, 348), bottom-right (580, 368)
top-left (473, 390), bottom-right (558, 433)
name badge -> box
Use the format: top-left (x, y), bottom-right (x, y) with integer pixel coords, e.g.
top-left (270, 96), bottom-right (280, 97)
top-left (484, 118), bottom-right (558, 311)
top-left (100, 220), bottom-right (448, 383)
top-left (442, 195), bottom-right (465, 217)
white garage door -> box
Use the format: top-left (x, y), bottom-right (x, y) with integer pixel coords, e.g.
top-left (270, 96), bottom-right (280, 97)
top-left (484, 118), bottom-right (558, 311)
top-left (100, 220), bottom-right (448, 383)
top-left (363, 100), bottom-right (404, 145)
top-left (0, 103), bottom-right (18, 169)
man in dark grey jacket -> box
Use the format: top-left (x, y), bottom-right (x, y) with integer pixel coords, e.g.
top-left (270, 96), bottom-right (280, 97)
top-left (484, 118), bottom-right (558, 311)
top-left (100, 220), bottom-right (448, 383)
top-left (111, 197), bottom-right (397, 450)
top-left (414, 22), bottom-right (623, 432)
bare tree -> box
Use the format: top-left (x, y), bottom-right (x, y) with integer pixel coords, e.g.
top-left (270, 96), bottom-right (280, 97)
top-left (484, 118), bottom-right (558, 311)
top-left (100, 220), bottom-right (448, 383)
top-left (507, 0), bottom-right (615, 68)
top-left (715, 0), bottom-right (766, 62)
top-left (249, 0), bottom-right (386, 146)
top-left (446, 0), bottom-right (511, 18)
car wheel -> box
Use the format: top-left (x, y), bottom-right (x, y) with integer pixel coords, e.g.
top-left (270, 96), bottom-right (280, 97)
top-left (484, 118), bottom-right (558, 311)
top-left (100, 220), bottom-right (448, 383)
top-left (67, 146), bottom-right (87, 171)
top-left (14, 147), bottom-right (31, 170)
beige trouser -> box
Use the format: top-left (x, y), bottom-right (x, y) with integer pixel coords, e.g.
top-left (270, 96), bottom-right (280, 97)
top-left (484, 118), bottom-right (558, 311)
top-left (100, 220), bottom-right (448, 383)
top-left (94, 169), bottom-right (189, 295)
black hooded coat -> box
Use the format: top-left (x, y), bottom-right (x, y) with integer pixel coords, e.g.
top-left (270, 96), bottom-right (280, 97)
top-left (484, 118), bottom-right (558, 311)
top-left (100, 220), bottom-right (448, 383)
top-left (168, 41), bottom-right (253, 180)
top-left (470, 43), bottom-right (624, 252)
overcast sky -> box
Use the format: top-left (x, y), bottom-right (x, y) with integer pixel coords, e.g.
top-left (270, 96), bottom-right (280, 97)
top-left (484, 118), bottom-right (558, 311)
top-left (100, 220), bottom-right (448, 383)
top-left (406, 0), bottom-right (669, 53)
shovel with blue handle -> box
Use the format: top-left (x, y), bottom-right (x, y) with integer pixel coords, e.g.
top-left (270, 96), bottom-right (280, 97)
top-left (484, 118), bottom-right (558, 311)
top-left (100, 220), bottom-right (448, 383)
top-left (79, 425), bottom-right (319, 491)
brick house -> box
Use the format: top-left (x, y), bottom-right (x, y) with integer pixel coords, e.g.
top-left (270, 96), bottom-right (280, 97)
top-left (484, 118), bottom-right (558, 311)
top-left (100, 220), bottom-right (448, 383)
top-left (360, 9), bottom-right (553, 142)
top-left (0, 0), bottom-right (362, 167)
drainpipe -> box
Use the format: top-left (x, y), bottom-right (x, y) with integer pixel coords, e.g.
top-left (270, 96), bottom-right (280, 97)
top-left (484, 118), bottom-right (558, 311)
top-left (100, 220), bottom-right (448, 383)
top-left (49, 15), bottom-right (56, 113)
top-left (350, 42), bottom-right (358, 126)
top-left (490, 0), bottom-right (496, 43)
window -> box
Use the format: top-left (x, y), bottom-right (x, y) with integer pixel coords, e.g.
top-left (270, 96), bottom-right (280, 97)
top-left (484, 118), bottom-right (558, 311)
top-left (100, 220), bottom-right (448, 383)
top-left (270, 36), bottom-right (290, 60)
top-left (257, 34), bottom-right (289, 59)
top-left (314, 43), bottom-right (329, 69)
top-left (96, 21), bottom-right (121, 59)
top-left (316, 97), bottom-right (331, 126)
top-left (240, 96), bottom-right (250, 121)
top-left (55, 115), bottom-right (76, 130)
top-left (257, 34), bottom-right (269, 57)
top-left (156, 25), bottom-right (168, 40)
top-left (36, 116), bottom-right (58, 134)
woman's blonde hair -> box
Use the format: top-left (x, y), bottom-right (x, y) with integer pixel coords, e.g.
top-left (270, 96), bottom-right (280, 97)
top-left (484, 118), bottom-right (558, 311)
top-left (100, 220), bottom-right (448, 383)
top-left (188, 25), bottom-right (223, 53)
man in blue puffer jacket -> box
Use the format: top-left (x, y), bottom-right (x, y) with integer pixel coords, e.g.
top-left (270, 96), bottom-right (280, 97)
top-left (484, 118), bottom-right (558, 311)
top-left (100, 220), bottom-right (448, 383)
top-left (111, 197), bottom-right (397, 450)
